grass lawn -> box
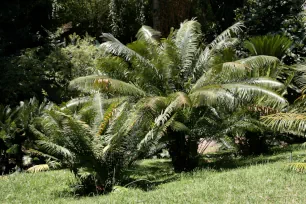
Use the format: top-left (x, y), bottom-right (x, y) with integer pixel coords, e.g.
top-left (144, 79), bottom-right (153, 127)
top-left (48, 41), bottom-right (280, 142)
top-left (1, 148), bottom-right (306, 204)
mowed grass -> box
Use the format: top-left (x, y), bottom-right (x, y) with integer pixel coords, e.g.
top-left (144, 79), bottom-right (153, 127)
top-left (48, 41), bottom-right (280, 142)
top-left (1, 148), bottom-right (306, 204)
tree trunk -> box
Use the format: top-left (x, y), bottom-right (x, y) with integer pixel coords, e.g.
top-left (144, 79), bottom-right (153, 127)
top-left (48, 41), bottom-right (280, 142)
top-left (235, 132), bottom-right (269, 155)
top-left (152, 0), bottom-right (160, 31)
top-left (167, 130), bottom-right (199, 172)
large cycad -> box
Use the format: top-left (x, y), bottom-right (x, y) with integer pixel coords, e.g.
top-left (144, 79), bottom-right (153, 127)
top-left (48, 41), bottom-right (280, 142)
top-left (71, 20), bottom-right (288, 171)
top-left (30, 94), bottom-right (150, 193)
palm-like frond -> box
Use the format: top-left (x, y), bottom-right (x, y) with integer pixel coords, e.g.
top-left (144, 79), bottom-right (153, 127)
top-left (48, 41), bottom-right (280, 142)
top-left (209, 22), bottom-right (244, 49)
top-left (244, 35), bottom-right (293, 59)
top-left (175, 20), bottom-right (202, 73)
top-left (190, 84), bottom-right (287, 109)
top-left (190, 85), bottom-right (236, 108)
top-left (213, 38), bottom-right (240, 51)
top-left (36, 140), bottom-right (73, 159)
top-left (28, 124), bottom-right (48, 140)
top-left (138, 114), bottom-right (177, 151)
top-left (92, 93), bottom-right (104, 132)
top-left (143, 96), bottom-right (167, 113)
top-left (97, 101), bottom-right (121, 136)
top-left (70, 75), bottom-right (146, 97)
top-left (243, 77), bottom-right (285, 91)
top-left (237, 55), bottom-right (280, 77)
top-left (154, 92), bottom-right (191, 126)
top-left (222, 83), bottom-right (287, 108)
top-left (192, 62), bottom-right (249, 90)
top-left (261, 113), bottom-right (306, 136)
top-left (100, 33), bottom-right (158, 74)
top-left (63, 97), bottom-right (91, 110)
top-left (27, 164), bottom-right (50, 173)
top-left (223, 118), bottom-right (265, 135)
top-left (99, 103), bottom-right (131, 151)
top-left (136, 25), bottom-right (161, 45)
top-left (194, 22), bottom-right (244, 75)
top-left (25, 148), bottom-right (58, 161)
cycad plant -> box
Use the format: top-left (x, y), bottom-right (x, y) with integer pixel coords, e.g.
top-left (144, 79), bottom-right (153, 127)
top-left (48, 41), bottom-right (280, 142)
top-left (261, 63), bottom-right (306, 135)
top-left (0, 98), bottom-right (48, 174)
top-left (244, 35), bottom-right (293, 60)
top-left (260, 64), bottom-right (306, 172)
top-left (71, 20), bottom-right (288, 172)
top-left (260, 95), bottom-right (306, 172)
top-left (32, 94), bottom-right (150, 194)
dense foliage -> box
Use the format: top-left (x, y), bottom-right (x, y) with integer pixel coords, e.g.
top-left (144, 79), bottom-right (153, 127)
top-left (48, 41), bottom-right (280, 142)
top-left (1, 0), bottom-right (306, 196)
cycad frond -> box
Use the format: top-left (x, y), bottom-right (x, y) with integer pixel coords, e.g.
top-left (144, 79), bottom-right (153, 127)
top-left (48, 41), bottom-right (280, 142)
top-left (261, 113), bottom-right (306, 136)
top-left (224, 119), bottom-right (264, 135)
top-left (102, 102), bottom-right (130, 154)
top-left (175, 20), bottom-right (202, 73)
top-left (288, 163), bottom-right (306, 173)
top-left (237, 55), bottom-right (280, 77)
top-left (25, 148), bottom-right (58, 161)
top-left (292, 64), bottom-right (306, 88)
top-left (92, 93), bottom-right (104, 132)
top-left (100, 33), bottom-right (157, 74)
top-left (155, 92), bottom-right (191, 126)
top-left (213, 38), bottom-right (240, 52)
top-left (194, 47), bottom-right (211, 74)
top-left (244, 35), bottom-right (293, 59)
top-left (136, 25), bottom-right (161, 45)
top-left (209, 22), bottom-right (244, 49)
top-left (243, 77), bottom-right (285, 91)
top-left (191, 84), bottom-right (287, 109)
top-left (238, 55), bottom-right (279, 67)
top-left (190, 85), bottom-right (236, 108)
top-left (37, 140), bottom-right (73, 159)
top-left (192, 62), bottom-right (249, 90)
top-left (97, 101), bottom-right (121, 136)
top-left (222, 83), bottom-right (287, 108)
top-left (138, 114), bottom-right (177, 151)
top-left (194, 22), bottom-right (244, 74)
top-left (70, 75), bottom-right (146, 97)
top-left (27, 164), bottom-right (50, 173)
top-left (63, 97), bottom-right (91, 110)
top-left (28, 124), bottom-right (48, 140)
top-left (143, 96), bottom-right (167, 113)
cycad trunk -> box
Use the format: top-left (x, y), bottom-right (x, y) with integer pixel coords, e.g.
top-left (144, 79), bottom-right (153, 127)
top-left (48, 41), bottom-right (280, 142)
top-left (167, 130), bottom-right (199, 172)
top-left (235, 132), bottom-right (269, 155)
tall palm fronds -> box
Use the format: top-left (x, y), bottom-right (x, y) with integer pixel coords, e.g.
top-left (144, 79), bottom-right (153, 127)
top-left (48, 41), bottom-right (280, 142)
top-left (261, 113), bottom-right (306, 136)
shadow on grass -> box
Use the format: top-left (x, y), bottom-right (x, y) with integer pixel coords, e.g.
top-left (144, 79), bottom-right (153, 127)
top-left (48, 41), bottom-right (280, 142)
top-left (52, 146), bottom-right (306, 197)
top-left (199, 146), bottom-right (302, 171)
top-left (119, 147), bottom-right (297, 191)
top-left (122, 159), bottom-right (179, 191)
top-left (52, 160), bottom-right (178, 198)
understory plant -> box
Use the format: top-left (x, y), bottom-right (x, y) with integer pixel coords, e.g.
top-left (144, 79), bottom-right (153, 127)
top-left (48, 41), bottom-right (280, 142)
top-left (0, 98), bottom-right (49, 174)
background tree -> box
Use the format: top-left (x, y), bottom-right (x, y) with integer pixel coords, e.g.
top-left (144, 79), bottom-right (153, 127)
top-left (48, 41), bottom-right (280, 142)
top-left (235, 0), bottom-right (306, 64)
